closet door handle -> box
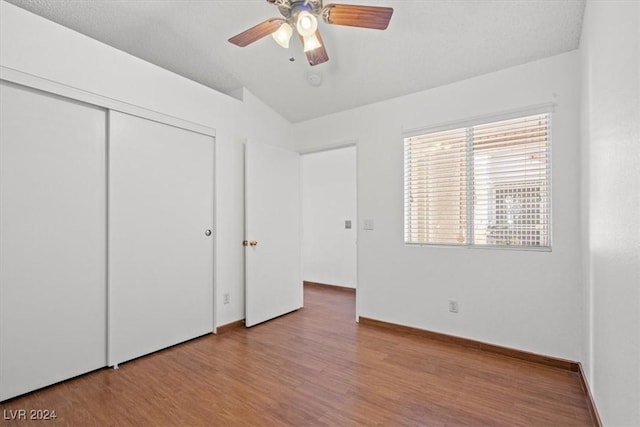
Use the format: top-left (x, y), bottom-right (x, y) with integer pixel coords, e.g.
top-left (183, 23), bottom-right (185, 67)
top-left (205, 229), bottom-right (212, 237)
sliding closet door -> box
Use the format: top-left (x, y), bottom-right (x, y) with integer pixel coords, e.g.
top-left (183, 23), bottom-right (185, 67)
top-left (0, 82), bottom-right (106, 401)
top-left (108, 111), bottom-right (214, 366)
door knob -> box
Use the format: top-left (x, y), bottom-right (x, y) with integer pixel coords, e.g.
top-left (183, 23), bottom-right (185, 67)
top-left (242, 240), bottom-right (248, 246)
top-left (205, 229), bottom-right (212, 236)
top-left (249, 240), bottom-right (258, 247)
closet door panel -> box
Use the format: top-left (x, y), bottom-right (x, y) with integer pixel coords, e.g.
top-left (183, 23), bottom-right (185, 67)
top-left (108, 111), bottom-right (214, 365)
top-left (0, 82), bottom-right (107, 401)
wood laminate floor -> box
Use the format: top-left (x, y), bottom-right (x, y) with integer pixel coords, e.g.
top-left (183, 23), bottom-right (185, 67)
top-left (1, 284), bottom-right (594, 426)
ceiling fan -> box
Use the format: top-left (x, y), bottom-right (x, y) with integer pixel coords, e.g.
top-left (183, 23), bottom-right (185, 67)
top-left (228, 0), bottom-right (393, 66)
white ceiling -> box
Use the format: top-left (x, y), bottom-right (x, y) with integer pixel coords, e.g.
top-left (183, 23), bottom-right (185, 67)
top-left (5, 0), bottom-right (586, 123)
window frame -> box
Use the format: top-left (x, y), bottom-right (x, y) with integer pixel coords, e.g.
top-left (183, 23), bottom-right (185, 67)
top-left (403, 105), bottom-right (554, 251)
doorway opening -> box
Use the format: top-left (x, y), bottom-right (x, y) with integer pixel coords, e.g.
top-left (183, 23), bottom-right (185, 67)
top-left (300, 145), bottom-right (358, 319)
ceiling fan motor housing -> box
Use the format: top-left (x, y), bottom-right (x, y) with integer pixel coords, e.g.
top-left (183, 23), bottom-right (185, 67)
top-left (269, 0), bottom-right (324, 20)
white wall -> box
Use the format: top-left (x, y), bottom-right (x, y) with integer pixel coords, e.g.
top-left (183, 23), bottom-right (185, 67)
top-left (5, 2), bottom-right (639, 421)
top-left (301, 147), bottom-right (357, 288)
top-left (0, 1), bottom-right (293, 328)
top-left (580, 1), bottom-right (640, 425)
top-left (293, 52), bottom-right (583, 361)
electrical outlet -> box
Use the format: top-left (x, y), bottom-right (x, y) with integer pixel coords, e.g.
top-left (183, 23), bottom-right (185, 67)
top-left (363, 219), bottom-right (374, 230)
top-left (449, 300), bottom-right (459, 313)
top-left (345, 220), bottom-right (352, 229)
top-left (223, 293), bottom-right (230, 305)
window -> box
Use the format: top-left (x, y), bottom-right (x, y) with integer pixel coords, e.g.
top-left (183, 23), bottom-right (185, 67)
top-left (404, 113), bottom-right (551, 248)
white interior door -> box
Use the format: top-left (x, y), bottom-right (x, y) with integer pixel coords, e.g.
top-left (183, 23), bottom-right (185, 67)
top-left (0, 82), bottom-right (106, 401)
top-left (108, 111), bottom-right (214, 365)
top-left (245, 142), bottom-right (302, 327)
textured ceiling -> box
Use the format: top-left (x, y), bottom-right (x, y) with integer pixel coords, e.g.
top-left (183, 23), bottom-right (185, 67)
top-left (4, 0), bottom-right (586, 123)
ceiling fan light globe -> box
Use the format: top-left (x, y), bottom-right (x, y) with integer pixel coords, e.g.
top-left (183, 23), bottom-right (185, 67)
top-left (271, 22), bottom-right (293, 48)
top-left (296, 11), bottom-right (318, 37)
top-left (302, 33), bottom-right (322, 52)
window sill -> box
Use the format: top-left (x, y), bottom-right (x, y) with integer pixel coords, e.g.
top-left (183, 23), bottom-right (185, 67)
top-left (404, 243), bottom-right (552, 252)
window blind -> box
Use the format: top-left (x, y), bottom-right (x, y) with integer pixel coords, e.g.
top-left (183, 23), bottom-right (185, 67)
top-left (404, 112), bottom-right (551, 248)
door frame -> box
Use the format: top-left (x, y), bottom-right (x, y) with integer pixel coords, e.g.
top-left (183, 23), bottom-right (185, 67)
top-left (298, 140), bottom-right (359, 321)
top-left (0, 66), bottom-right (215, 137)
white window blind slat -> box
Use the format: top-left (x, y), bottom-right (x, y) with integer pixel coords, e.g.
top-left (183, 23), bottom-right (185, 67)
top-left (404, 112), bottom-right (551, 248)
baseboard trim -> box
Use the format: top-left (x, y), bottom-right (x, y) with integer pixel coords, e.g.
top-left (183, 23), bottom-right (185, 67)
top-left (304, 281), bottom-right (356, 293)
top-left (215, 319), bottom-right (244, 335)
top-left (577, 363), bottom-right (603, 427)
top-left (358, 316), bottom-right (604, 425)
top-left (358, 316), bottom-right (578, 371)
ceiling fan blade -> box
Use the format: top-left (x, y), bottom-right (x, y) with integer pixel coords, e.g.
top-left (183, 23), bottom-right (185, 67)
top-left (322, 4), bottom-right (393, 30)
top-left (228, 18), bottom-right (284, 47)
top-left (299, 30), bottom-right (329, 66)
